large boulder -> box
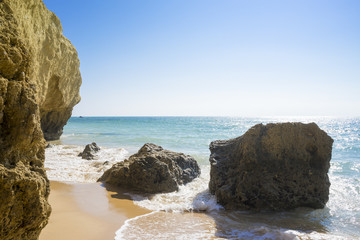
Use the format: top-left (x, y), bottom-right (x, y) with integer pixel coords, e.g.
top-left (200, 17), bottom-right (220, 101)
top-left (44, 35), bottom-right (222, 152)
top-left (209, 122), bottom-right (333, 210)
top-left (98, 143), bottom-right (201, 193)
top-left (78, 142), bottom-right (101, 160)
top-left (0, 0), bottom-right (80, 239)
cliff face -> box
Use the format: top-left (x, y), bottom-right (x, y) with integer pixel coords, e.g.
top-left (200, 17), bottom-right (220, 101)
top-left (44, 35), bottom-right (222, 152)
top-left (0, 0), bottom-right (81, 239)
top-left (5, 0), bottom-right (82, 140)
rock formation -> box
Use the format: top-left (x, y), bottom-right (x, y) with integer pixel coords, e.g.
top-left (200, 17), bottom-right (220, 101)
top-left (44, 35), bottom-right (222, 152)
top-left (0, 0), bottom-right (81, 239)
top-left (3, 0), bottom-right (82, 141)
top-left (98, 143), bottom-right (201, 193)
top-left (209, 122), bottom-right (333, 210)
top-left (78, 142), bottom-right (101, 160)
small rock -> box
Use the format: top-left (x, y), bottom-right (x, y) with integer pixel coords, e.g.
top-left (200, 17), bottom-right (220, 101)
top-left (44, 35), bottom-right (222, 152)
top-left (78, 142), bottom-right (100, 160)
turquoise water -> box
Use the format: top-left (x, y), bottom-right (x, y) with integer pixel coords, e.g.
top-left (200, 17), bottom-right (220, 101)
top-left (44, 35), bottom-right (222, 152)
top-left (63, 116), bottom-right (360, 163)
top-left (58, 116), bottom-right (360, 239)
top-left (63, 116), bottom-right (260, 159)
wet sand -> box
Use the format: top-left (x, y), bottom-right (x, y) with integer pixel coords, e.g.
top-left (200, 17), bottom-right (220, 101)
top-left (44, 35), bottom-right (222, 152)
top-left (38, 182), bottom-right (330, 240)
top-left (40, 181), bottom-right (150, 240)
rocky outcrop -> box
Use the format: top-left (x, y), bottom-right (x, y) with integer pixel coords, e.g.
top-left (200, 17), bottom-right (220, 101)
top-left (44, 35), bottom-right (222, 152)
top-left (98, 143), bottom-right (201, 193)
top-left (78, 142), bottom-right (101, 160)
top-left (4, 0), bottom-right (82, 141)
top-left (209, 122), bottom-right (333, 210)
top-left (0, 0), bottom-right (80, 239)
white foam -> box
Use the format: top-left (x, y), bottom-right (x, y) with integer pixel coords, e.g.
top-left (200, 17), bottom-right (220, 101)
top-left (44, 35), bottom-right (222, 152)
top-left (115, 211), bottom-right (353, 240)
top-left (129, 166), bottom-right (223, 213)
top-left (45, 144), bottom-right (128, 183)
top-left (115, 163), bottom-right (360, 240)
top-left (115, 211), bottom-right (218, 240)
top-left (115, 212), bottom-right (158, 240)
top-left (60, 133), bottom-right (75, 138)
top-left (323, 174), bottom-right (360, 236)
top-left (284, 230), bottom-right (353, 240)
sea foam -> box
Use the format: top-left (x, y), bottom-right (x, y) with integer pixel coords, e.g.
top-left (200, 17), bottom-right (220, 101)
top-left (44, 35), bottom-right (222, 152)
top-left (115, 211), bottom-right (352, 240)
top-left (45, 144), bottom-right (127, 182)
top-left (115, 211), bottom-right (218, 240)
top-left (129, 166), bottom-right (223, 213)
top-left (116, 162), bottom-right (360, 240)
top-left (51, 117), bottom-right (360, 239)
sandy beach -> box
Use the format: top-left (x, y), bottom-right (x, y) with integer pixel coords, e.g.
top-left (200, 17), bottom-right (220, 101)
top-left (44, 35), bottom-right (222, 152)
top-left (40, 181), bottom-right (150, 240)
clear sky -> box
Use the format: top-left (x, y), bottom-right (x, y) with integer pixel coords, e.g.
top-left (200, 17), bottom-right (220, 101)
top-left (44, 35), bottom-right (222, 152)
top-left (43, 0), bottom-right (360, 117)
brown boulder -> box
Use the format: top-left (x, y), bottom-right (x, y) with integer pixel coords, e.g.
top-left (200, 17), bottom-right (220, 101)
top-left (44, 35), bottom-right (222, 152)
top-left (209, 122), bottom-right (333, 210)
top-left (98, 143), bottom-right (201, 193)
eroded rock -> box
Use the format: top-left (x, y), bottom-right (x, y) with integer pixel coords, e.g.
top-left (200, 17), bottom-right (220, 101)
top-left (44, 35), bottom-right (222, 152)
top-left (209, 122), bottom-right (333, 210)
top-left (3, 0), bottom-right (82, 141)
top-left (0, 0), bottom-right (80, 239)
top-left (78, 142), bottom-right (101, 160)
top-left (98, 143), bottom-right (201, 193)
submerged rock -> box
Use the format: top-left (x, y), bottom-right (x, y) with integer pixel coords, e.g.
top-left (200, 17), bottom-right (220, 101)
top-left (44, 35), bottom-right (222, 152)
top-left (209, 122), bottom-right (333, 210)
top-left (78, 142), bottom-right (101, 160)
top-left (98, 143), bottom-right (201, 193)
top-left (0, 0), bottom-right (80, 239)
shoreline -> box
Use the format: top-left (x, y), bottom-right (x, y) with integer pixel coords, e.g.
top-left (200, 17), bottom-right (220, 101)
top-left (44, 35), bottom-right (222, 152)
top-left (40, 181), bottom-right (150, 240)
top-left (41, 116), bottom-right (360, 239)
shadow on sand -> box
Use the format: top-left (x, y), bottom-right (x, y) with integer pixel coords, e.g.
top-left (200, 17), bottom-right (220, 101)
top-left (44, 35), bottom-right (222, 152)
top-left (191, 189), bottom-right (331, 239)
top-left (100, 182), bottom-right (156, 202)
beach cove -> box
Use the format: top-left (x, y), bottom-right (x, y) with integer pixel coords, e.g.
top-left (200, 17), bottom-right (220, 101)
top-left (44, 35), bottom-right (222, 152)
top-left (2, 0), bottom-right (360, 239)
top-left (40, 117), bottom-right (360, 239)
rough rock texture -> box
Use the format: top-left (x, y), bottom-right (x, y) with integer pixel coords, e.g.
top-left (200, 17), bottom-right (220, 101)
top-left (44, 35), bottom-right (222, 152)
top-left (78, 142), bottom-right (100, 160)
top-left (2, 0), bottom-right (81, 140)
top-left (209, 122), bottom-right (333, 211)
top-left (0, 0), bottom-right (80, 239)
top-left (98, 143), bottom-right (201, 193)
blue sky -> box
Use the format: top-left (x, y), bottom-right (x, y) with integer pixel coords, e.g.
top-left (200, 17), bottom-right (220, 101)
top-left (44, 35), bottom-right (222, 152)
top-left (43, 0), bottom-right (360, 117)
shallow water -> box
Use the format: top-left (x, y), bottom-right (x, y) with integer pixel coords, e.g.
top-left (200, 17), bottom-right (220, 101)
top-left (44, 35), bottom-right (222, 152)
top-left (46, 116), bottom-right (360, 239)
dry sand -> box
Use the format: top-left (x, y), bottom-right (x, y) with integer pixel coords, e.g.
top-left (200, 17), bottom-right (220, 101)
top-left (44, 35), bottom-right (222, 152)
top-left (40, 181), bottom-right (150, 240)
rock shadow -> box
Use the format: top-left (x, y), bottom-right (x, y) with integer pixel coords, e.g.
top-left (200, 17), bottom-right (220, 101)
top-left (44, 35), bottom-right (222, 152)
top-left (100, 182), bottom-right (154, 201)
top-left (193, 192), bottom-right (331, 239)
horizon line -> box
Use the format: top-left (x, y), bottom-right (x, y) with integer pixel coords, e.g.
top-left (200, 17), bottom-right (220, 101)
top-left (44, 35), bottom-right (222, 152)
top-left (71, 115), bottom-right (360, 118)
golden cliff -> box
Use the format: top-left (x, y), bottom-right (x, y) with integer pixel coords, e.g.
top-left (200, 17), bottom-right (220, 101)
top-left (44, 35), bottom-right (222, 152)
top-left (2, 0), bottom-right (82, 141)
top-left (0, 0), bottom-right (81, 239)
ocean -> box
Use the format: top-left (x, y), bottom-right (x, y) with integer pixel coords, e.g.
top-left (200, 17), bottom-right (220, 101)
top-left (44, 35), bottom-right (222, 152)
top-left (45, 116), bottom-right (360, 239)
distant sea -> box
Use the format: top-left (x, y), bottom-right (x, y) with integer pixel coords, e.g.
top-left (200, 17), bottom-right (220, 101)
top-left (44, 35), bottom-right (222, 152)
top-left (45, 116), bottom-right (360, 239)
